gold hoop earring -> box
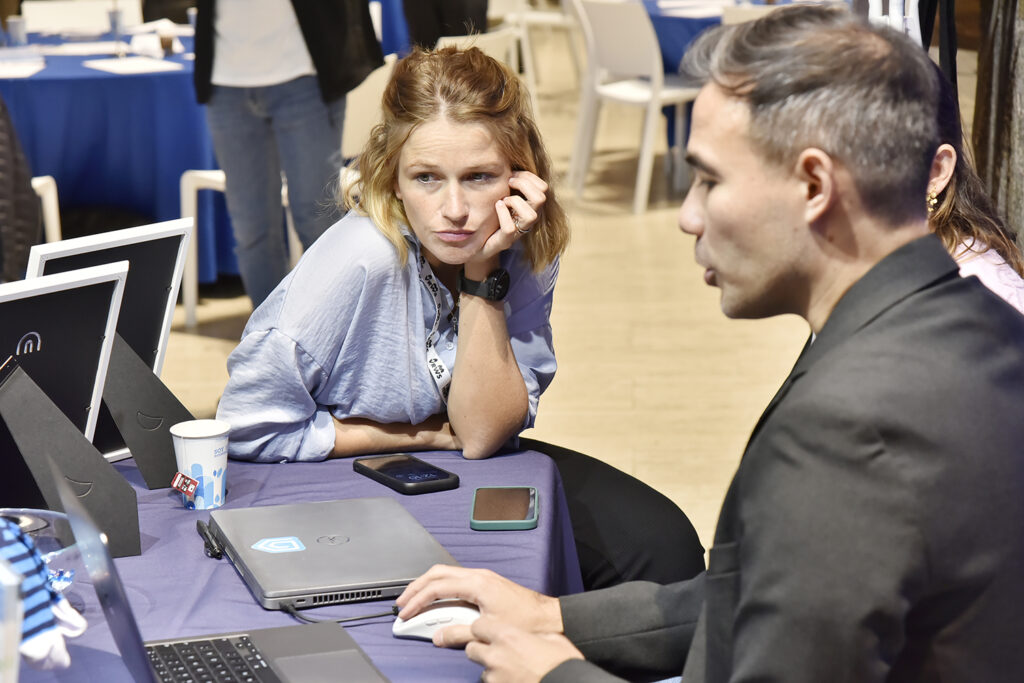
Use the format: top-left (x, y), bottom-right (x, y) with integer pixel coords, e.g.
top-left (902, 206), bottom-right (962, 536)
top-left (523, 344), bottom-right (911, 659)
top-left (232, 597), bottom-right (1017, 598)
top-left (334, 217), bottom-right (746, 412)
top-left (926, 191), bottom-right (938, 215)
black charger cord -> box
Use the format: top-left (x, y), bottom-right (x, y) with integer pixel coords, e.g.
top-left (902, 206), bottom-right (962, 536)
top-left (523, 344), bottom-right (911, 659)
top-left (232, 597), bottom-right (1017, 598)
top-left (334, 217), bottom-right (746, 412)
top-left (283, 603), bottom-right (399, 625)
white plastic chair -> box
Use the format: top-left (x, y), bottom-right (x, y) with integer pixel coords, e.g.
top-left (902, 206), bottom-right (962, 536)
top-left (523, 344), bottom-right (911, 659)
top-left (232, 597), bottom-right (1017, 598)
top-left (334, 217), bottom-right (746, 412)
top-left (486, 0), bottom-right (541, 101)
top-left (179, 56), bottom-right (398, 329)
top-left (21, 0), bottom-right (143, 33)
top-left (341, 54), bottom-right (396, 162)
top-left (495, 0), bottom-right (583, 86)
top-left (570, 0), bottom-right (701, 214)
top-left (30, 175), bottom-right (62, 243)
top-left (178, 172), bottom-right (295, 329)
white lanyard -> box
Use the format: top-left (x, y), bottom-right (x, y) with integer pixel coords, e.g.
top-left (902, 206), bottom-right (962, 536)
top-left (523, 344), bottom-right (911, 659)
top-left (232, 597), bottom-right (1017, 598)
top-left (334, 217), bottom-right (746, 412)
top-left (417, 252), bottom-right (455, 404)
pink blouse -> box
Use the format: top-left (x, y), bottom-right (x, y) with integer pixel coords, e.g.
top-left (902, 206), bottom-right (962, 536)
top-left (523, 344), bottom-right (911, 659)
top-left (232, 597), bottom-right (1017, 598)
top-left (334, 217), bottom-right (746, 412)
top-left (954, 240), bottom-right (1024, 314)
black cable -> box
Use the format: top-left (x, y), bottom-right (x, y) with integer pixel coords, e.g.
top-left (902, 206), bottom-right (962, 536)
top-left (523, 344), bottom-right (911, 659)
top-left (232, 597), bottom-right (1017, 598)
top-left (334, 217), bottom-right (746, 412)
top-left (283, 603), bottom-right (399, 625)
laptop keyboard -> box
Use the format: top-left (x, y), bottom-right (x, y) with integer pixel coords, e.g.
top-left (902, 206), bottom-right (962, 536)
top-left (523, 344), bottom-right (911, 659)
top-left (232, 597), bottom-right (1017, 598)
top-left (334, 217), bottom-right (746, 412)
top-left (146, 635), bottom-right (282, 682)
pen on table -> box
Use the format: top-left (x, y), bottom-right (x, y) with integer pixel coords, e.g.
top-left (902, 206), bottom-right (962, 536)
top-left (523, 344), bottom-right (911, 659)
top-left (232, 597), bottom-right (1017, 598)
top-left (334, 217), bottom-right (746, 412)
top-left (196, 519), bottom-right (223, 559)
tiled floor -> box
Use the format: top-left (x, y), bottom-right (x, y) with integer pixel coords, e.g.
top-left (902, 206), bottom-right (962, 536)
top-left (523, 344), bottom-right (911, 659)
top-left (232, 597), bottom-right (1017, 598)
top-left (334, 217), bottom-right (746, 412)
top-left (161, 30), bottom-right (979, 552)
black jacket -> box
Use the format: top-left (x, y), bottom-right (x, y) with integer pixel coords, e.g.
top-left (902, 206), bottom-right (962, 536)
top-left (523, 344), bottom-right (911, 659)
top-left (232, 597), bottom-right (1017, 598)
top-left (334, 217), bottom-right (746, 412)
top-left (193, 0), bottom-right (384, 104)
top-left (550, 236), bottom-right (1024, 682)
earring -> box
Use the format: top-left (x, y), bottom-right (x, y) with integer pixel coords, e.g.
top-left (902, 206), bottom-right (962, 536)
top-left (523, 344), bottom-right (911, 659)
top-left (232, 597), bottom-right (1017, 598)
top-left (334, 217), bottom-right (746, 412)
top-left (926, 191), bottom-right (938, 215)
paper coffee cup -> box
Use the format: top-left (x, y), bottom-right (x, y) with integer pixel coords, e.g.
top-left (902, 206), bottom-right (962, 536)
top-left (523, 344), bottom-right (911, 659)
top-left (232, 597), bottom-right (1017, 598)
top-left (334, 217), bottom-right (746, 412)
top-left (170, 419), bottom-right (229, 510)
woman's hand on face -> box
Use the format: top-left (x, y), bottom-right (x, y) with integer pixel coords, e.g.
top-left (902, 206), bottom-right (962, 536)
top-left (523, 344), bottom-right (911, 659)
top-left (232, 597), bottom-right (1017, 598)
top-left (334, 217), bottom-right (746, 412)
top-left (467, 171), bottom-right (548, 270)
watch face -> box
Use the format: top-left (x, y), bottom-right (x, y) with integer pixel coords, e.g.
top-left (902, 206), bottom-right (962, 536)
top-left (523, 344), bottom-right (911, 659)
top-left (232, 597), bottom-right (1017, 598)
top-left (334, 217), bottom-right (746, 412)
top-left (489, 269), bottom-right (511, 300)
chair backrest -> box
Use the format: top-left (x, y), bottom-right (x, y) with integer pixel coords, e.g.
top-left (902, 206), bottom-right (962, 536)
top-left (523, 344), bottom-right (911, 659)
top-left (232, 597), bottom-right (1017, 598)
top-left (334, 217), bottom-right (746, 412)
top-left (21, 0), bottom-right (143, 33)
top-left (341, 54), bottom-right (397, 160)
top-left (721, 4), bottom-right (777, 25)
top-left (435, 28), bottom-right (519, 68)
top-left (577, 0), bottom-right (663, 81)
top-left (487, 0), bottom-right (529, 23)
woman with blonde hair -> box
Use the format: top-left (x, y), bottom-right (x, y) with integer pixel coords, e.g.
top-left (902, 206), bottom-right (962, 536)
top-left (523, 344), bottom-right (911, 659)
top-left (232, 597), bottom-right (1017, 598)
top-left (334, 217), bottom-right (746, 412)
top-left (218, 46), bottom-right (705, 589)
top-left (218, 46), bottom-right (568, 461)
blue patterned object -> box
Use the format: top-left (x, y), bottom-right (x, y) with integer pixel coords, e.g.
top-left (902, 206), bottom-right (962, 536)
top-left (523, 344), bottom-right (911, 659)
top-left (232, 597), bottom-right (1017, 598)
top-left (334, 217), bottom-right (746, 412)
top-left (0, 517), bottom-right (60, 643)
top-left (183, 460), bottom-right (226, 510)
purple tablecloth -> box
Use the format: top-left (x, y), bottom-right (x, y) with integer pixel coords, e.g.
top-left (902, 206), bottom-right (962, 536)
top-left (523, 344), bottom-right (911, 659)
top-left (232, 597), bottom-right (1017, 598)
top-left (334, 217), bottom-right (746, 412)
top-left (22, 450), bottom-right (582, 682)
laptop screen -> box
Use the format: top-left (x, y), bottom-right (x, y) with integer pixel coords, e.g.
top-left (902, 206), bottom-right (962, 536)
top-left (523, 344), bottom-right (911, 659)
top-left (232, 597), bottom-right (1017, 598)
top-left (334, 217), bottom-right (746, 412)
top-left (52, 473), bottom-right (158, 683)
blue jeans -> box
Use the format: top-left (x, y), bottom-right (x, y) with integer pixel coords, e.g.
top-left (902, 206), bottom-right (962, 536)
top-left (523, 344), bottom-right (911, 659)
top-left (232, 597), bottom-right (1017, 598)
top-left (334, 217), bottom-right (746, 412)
top-left (205, 76), bottom-right (346, 306)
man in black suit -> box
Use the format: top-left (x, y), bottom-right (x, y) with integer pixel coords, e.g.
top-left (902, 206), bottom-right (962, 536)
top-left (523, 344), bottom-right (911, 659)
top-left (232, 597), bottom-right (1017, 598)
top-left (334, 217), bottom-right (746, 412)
top-left (395, 5), bottom-right (1024, 682)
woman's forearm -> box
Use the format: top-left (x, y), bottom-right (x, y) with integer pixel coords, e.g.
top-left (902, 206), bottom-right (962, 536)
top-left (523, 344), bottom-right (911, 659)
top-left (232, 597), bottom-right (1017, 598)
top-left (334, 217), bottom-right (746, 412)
top-left (330, 414), bottom-right (460, 458)
top-left (446, 290), bottom-right (529, 460)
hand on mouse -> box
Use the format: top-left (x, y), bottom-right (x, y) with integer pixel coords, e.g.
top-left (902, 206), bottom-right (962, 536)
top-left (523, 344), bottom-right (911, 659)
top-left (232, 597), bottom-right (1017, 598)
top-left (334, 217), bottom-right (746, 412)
top-left (396, 565), bottom-right (562, 648)
top-left (465, 617), bottom-right (583, 683)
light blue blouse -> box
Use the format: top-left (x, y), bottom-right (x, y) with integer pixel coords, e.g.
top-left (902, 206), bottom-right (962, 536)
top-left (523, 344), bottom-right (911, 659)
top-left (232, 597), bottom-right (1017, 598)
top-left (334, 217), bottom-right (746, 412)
top-left (215, 212), bottom-right (559, 462)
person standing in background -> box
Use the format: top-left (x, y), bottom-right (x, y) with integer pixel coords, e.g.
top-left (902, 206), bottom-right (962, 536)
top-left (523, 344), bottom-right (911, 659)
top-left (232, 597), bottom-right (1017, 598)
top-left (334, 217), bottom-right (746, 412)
top-left (193, 0), bottom-right (383, 307)
top-left (402, 0), bottom-right (488, 49)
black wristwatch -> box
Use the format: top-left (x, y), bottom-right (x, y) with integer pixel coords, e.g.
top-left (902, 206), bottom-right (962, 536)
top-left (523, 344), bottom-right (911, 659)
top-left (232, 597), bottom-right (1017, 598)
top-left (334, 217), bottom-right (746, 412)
top-left (458, 268), bottom-right (511, 301)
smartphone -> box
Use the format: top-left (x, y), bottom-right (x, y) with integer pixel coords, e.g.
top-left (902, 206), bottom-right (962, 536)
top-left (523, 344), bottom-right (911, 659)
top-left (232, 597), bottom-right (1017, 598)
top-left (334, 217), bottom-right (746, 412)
top-left (352, 453), bottom-right (459, 495)
top-left (470, 486), bottom-right (538, 531)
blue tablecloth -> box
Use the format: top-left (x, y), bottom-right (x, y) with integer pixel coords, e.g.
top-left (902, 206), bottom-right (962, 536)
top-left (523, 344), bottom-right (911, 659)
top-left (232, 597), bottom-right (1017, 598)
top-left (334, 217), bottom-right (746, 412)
top-left (0, 34), bottom-right (236, 283)
top-left (642, 1), bottom-right (722, 149)
top-left (21, 450), bottom-right (583, 682)
top-left (643, 0), bottom-right (722, 74)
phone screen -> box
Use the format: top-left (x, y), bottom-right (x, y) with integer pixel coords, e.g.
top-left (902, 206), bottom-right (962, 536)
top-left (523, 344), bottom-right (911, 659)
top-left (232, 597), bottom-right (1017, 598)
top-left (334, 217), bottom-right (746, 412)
top-left (472, 487), bottom-right (535, 521)
top-left (359, 454), bottom-right (451, 483)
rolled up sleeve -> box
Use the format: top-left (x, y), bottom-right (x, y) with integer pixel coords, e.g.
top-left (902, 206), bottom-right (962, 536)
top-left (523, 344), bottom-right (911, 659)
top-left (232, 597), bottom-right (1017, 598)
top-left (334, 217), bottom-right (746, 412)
top-left (216, 328), bottom-right (337, 463)
top-left (506, 258), bottom-right (559, 429)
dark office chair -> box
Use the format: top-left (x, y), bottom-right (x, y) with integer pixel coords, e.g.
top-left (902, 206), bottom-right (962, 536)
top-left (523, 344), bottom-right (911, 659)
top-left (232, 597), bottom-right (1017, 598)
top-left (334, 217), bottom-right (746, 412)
top-left (0, 93), bottom-right (42, 283)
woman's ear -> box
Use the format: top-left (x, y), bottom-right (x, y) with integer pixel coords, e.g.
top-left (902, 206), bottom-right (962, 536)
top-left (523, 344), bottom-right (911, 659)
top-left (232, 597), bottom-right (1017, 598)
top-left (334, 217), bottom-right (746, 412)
top-left (928, 143), bottom-right (956, 196)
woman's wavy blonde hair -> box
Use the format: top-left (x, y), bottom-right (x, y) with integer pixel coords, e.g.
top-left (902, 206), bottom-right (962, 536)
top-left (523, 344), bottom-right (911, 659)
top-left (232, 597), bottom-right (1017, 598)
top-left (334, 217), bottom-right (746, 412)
top-left (341, 45), bottom-right (569, 272)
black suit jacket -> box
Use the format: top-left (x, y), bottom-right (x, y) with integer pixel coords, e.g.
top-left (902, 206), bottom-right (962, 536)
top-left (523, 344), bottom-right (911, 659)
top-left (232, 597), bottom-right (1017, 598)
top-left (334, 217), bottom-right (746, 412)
top-left (548, 235), bottom-right (1024, 682)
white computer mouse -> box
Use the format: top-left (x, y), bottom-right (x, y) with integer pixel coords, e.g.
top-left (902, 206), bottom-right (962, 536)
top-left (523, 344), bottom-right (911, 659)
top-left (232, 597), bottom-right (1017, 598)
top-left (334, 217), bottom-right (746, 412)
top-left (392, 600), bottom-right (481, 641)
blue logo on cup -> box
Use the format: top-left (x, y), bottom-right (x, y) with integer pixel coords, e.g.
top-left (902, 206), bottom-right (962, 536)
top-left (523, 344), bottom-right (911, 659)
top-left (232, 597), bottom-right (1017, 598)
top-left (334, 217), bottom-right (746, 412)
top-left (183, 463), bottom-right (225, 510)
top-left (251, 537), bottom-right (306, 554)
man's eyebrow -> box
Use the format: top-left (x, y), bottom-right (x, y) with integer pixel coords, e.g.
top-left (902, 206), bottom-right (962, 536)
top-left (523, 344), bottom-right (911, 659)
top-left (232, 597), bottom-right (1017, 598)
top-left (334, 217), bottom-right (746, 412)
top-left (684, 152), bottom-right (718, 177)
top-left (684, 150), bottom-right (724, 176)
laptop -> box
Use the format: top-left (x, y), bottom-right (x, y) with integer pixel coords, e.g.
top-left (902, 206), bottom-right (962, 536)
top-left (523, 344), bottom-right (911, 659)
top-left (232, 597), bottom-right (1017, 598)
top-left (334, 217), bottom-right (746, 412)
top-left (208, 498), bottom-right (459, 610)
top-left (53, 473), bottom-right (390, 683)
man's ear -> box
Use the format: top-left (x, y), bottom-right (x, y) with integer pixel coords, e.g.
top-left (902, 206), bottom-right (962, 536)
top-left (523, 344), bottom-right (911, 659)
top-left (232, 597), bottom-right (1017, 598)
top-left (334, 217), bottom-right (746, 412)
top-left (795, 148), bottom-right (834, 225)
top-left (928, 143), bottom-right (956, 196)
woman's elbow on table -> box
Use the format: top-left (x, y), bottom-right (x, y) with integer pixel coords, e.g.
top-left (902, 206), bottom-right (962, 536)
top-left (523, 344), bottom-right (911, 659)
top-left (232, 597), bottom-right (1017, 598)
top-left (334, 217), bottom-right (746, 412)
top-left (456, 410), bottom-right (529, 460)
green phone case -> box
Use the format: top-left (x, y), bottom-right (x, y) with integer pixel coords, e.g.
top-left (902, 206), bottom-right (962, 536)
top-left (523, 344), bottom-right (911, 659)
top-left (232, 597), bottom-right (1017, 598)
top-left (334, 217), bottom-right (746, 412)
top-left (470, 486), bottom-right (539, 530)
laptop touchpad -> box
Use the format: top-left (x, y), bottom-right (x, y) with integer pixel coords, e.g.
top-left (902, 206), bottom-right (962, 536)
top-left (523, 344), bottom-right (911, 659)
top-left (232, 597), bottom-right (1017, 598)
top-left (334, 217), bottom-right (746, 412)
top-left (273, 651), bottom-right (388, 683)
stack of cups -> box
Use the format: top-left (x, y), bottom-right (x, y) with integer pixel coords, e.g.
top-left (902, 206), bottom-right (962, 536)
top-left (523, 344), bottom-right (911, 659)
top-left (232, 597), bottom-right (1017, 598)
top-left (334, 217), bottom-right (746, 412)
top-left (169, 420), bottom-right (230, 510)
